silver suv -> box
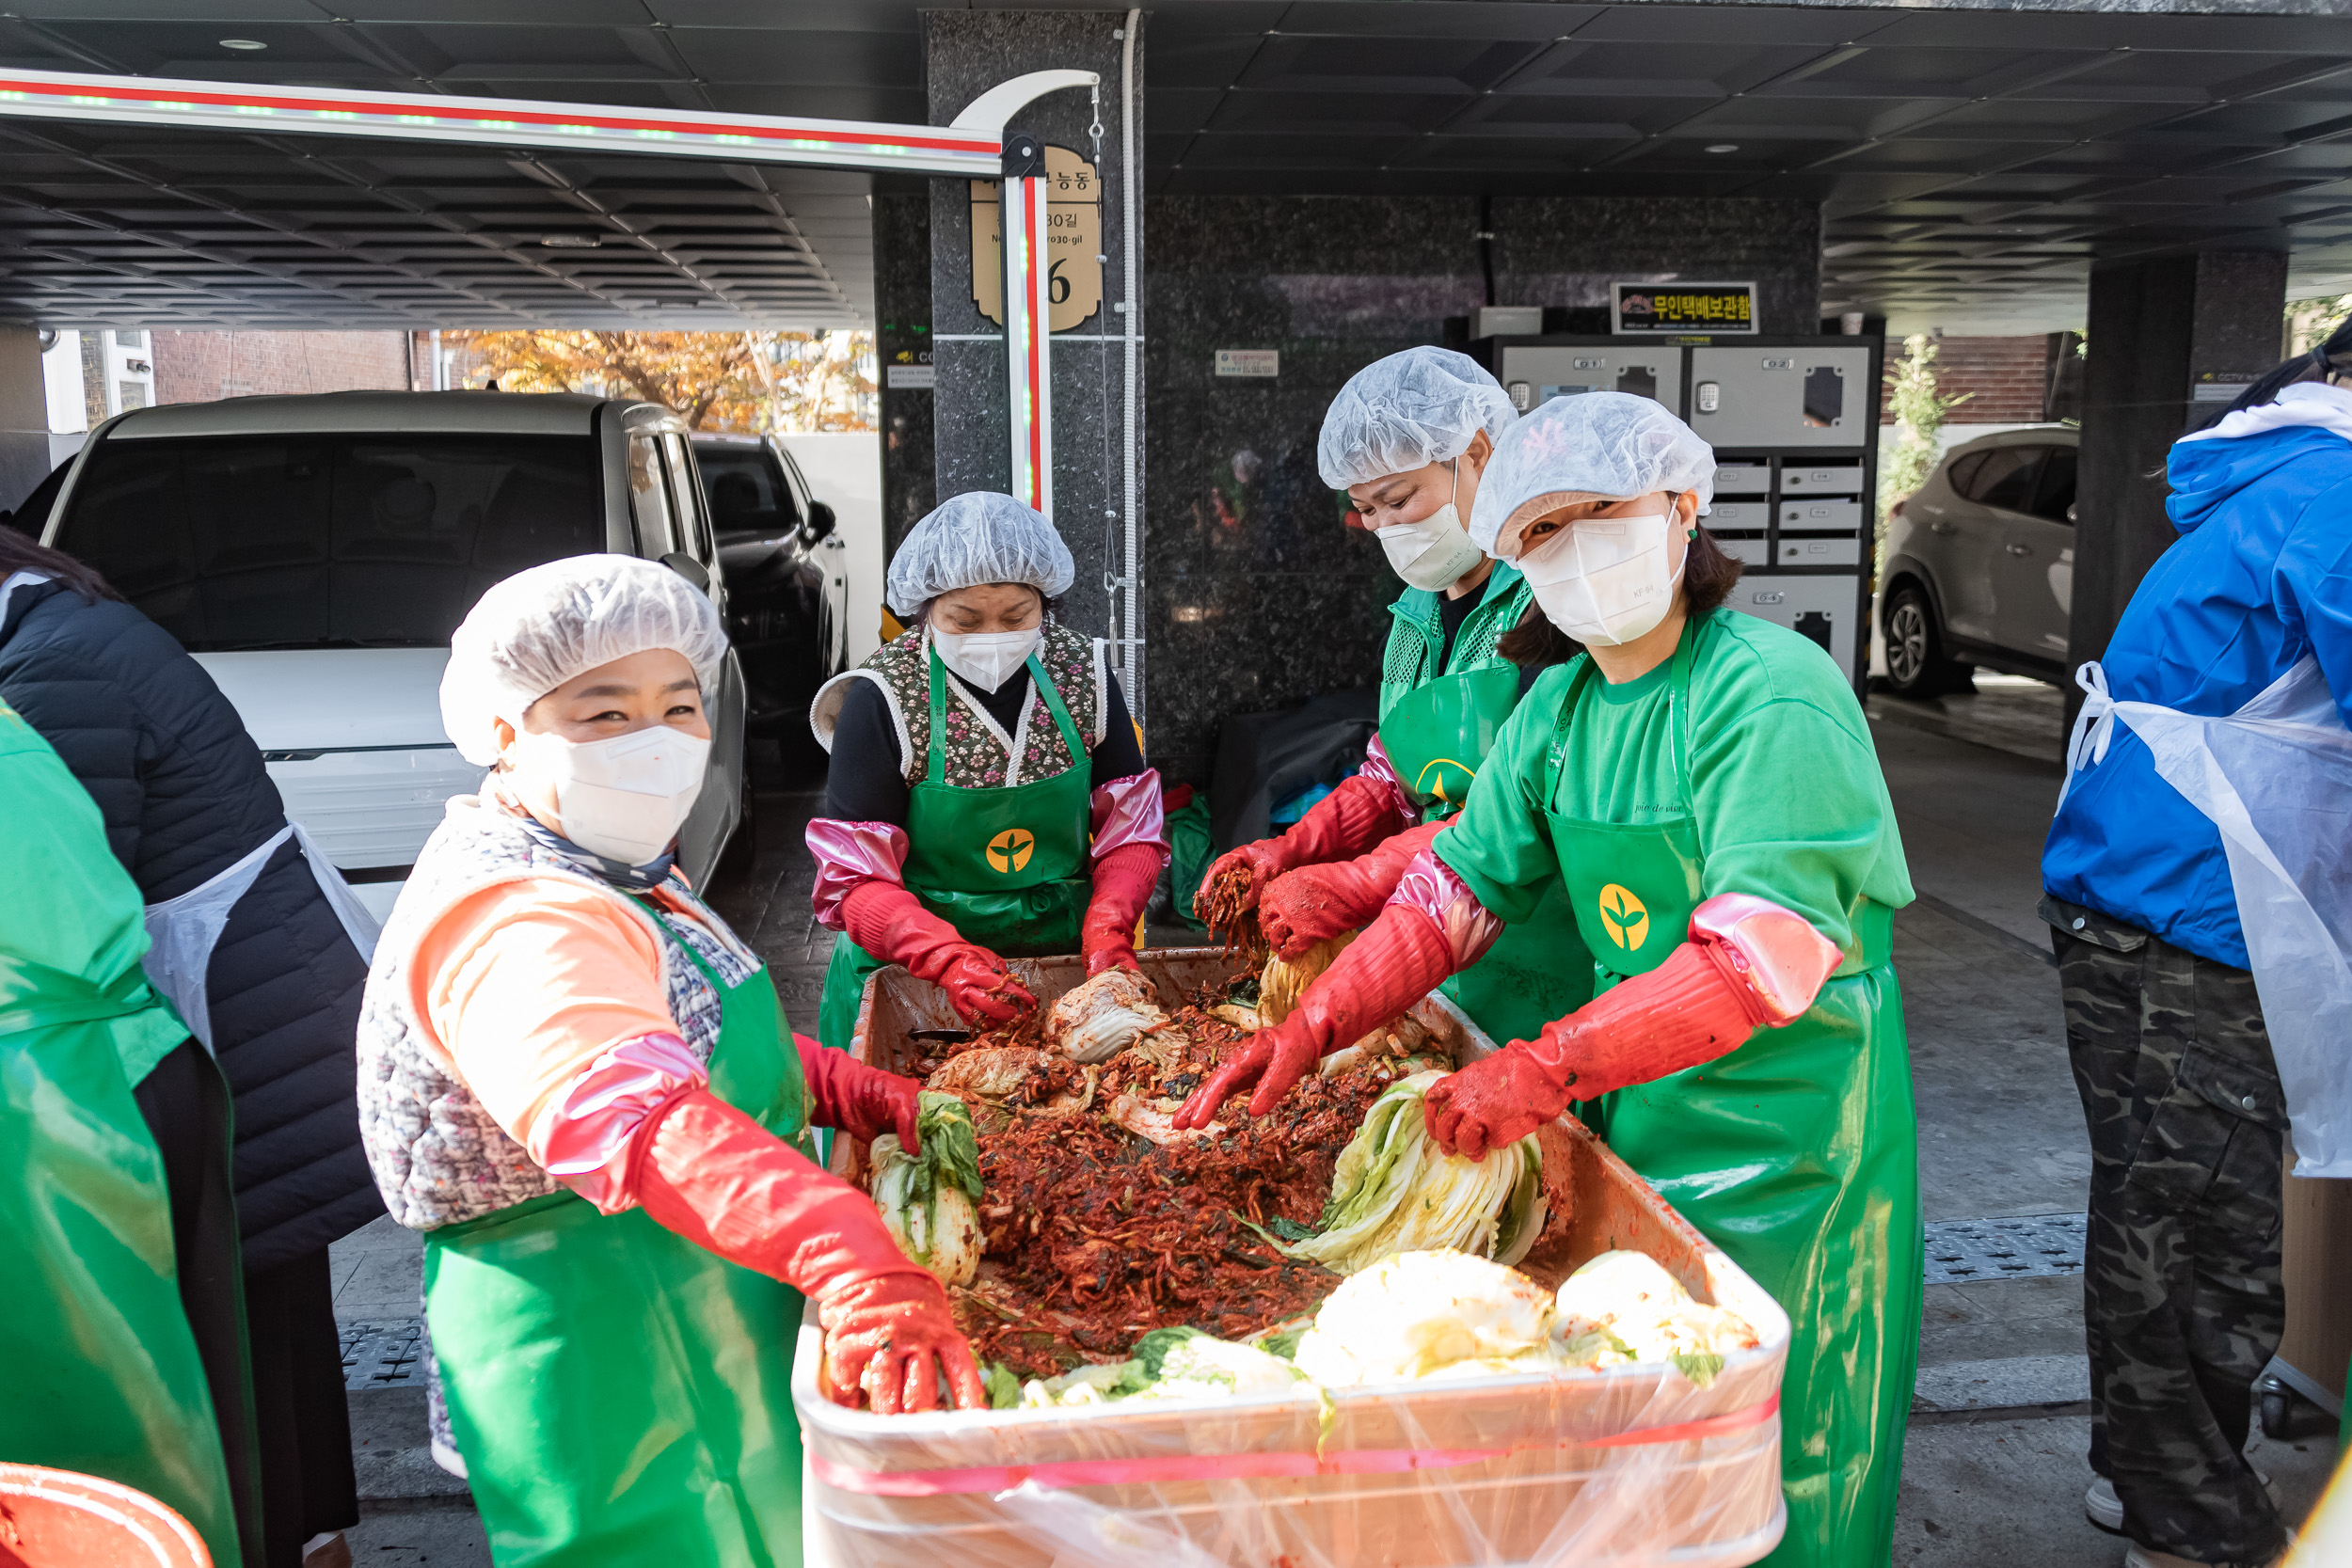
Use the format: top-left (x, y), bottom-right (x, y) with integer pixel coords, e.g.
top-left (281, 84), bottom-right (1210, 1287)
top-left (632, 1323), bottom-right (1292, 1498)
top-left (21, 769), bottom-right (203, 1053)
top-left (39, 390), bottom-right (746, 916)
top-left (1879, 426), bottom-right (2078, 696)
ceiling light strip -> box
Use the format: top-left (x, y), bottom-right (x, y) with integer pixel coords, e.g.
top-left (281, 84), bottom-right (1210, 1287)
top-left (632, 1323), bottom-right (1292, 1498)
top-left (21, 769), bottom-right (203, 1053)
top-left (0, 66), bottom-right (997, 176)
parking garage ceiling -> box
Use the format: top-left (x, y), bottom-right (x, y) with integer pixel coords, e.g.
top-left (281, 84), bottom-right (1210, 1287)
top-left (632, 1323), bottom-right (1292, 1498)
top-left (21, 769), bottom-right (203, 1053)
top-left (0, 2), bottom-right (2348, 334)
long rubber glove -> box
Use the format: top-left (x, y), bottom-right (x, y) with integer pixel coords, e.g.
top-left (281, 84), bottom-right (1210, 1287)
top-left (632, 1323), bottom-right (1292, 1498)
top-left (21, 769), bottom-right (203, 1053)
top-left (1259, 821), bottom-right (1445, 960)
top-left (839, 878), bottom-right (1037, 1024)
top-left (1424, 893), bottom-right (1846, 1161)
top-left (1081, 840), bottom-right (1168, 976)
top-left (1171, 901), bottom-right (1457, 1127)
top-left (1196, 772), bottom-right (1412, 917)
top-left (632, 1088), bottom-right (987, 1413)
top-left (795, 1032), bottom-right (921, 1150)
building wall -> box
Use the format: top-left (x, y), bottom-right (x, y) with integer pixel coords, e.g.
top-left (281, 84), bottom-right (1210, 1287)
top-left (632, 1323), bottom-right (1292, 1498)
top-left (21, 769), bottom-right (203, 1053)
top-left (152, 330), bottom-right (412, 404)
top-left (1878, 335), bottom-right (2056, 427)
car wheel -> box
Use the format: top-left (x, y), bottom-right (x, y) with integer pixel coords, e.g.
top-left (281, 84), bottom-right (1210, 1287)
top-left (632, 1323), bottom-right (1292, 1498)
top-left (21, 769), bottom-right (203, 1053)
top-left (1883, 584), bottom-right (1963, 698)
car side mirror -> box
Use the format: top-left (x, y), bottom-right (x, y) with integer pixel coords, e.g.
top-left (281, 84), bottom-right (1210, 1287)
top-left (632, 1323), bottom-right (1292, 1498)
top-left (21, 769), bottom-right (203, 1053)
top-left (806, 500), bottom-right (836, 544)
top-left (660, 550), bottom-right (711, 594)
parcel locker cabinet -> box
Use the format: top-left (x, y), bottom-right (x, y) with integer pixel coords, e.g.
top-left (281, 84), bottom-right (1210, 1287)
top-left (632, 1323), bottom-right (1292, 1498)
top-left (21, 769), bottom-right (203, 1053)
top-left (1486, 334), bottom-right (1883, 695)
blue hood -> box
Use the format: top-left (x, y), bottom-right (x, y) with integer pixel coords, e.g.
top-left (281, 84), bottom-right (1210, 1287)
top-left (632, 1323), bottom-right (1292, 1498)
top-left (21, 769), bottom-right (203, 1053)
top-left (2167, 423), bottom-right (2347, 537)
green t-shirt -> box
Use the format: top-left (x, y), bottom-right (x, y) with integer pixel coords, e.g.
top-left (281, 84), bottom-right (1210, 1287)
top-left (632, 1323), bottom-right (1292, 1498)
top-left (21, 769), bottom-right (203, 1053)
top-left (1434, 609), bottom-right (1913, 961)
top-left (0, 706), bottom-right (186, 1085)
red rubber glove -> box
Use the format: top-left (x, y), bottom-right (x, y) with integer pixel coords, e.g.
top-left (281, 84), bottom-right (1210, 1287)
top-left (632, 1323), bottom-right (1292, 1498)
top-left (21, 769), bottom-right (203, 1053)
top-left (1081, 840), bottom-right (1167, 976)
top-left (840, 878), bottom-right (1037, 1025)
top-left (1259, 822), bottom-right (1445, 959)
top-left (1196, 773), bottom-right (1413, 916)
top-left (1172, 900), bottom-right (1457, 1127)
top-left (795, 1033), bottom-right (920, 1150)
top-left (631, 1089), bottom-right (987, 1413)
top-left (1425, 893), bottom-right (1845, 1161)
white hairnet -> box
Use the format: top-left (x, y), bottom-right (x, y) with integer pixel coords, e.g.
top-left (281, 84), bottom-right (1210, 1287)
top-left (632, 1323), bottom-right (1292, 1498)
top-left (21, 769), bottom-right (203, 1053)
top-left (884, 491), bottom-right (1076, 617)
top-left (439, 554), bottom-right (730, 766)
top-left (1317, 347), bottom-right (1518, 490)
top-left (1468, 391), bottom-right (1717, 561)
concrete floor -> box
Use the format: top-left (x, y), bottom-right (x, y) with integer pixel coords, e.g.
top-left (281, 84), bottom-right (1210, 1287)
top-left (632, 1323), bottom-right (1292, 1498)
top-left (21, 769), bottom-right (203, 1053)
top-left (333, 684), bottom-right (2345, 1566)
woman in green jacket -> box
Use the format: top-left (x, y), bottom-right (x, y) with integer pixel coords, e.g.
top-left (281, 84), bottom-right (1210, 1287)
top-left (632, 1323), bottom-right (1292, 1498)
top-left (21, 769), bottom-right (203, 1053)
top-left (1178, 391), bottom-right (1923, 1568)
top-left (1200, 347), bottom-right (1591, 1043)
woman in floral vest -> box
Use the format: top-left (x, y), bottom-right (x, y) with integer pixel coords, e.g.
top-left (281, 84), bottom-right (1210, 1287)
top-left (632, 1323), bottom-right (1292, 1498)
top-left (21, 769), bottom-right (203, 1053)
top-left (807, 492), bottom-right (1168, 1050)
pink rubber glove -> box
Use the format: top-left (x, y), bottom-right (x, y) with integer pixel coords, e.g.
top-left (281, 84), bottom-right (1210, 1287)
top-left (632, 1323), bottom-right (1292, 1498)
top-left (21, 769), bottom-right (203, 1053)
top-left (839, 879), bottom-right (1037, 1025)
top-left (1424, 893), bottom-right (1845, 1161)
top-left (1195, 772), bottom-right (1414, 916)
top-left (1259, 822), bottom-right (1445, 959)
top-left (1081, 840), bottom-right (1167, 976)
top-left (795, 1033), bottom-right (921, 1150)
top-left (1171, 900), bottom-right (1458, 1127)
top-left (632, 1090), bottom-right (985, 1413)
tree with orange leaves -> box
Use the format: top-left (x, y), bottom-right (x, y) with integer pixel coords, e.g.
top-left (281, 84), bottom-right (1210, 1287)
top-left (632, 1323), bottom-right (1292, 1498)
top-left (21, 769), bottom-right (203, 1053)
top-left (446, 329), bottom-right (875, 433)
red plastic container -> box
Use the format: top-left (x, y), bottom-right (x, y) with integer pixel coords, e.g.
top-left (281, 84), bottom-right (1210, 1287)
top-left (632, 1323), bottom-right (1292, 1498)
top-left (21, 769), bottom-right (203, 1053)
top-left (0, 1465), bottom-right (211, 1568)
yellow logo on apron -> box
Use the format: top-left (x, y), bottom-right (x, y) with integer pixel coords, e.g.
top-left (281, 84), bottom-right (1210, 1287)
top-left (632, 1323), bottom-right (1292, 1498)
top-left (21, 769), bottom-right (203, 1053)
top-left (1414, 757), bottom-right (1479, 805)
top-left (1597, 883), bottom-right (1649, 950)
top-left (987, 828), bottom-right (1036, 874)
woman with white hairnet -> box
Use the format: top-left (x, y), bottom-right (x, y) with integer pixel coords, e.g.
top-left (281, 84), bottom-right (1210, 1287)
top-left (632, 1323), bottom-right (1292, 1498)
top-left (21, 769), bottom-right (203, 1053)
top-left (1199, 346), bottom-right (1592, 1046)
top-left (358, 555), bottom-right (983, 1567)
top-left (1174, 392), bottom-right (1923, 1568)
top-left (806, 492), bottom-right (1168, 1053)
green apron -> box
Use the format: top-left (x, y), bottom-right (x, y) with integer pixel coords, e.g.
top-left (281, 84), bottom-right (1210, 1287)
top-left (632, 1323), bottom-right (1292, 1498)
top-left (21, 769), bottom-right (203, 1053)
top-left (1382, 663), bottom-right (1594, 1046)
top-left (423, 899), bottom-right (812, 1568)
top-left (817, 648), bottom-right (1095, 1053)
top-left (1543, 635), bottom-right (1921, 1568)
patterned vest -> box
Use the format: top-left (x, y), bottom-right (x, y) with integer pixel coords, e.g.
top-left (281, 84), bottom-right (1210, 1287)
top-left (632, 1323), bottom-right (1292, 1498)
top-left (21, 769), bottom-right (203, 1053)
top-left (826, 621), bottom-right (1109, 788)
top-left (356, 793), bottom-right (763, 1231)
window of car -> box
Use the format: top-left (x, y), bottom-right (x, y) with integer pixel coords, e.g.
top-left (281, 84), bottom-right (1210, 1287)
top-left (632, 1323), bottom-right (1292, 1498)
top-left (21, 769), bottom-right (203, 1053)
top-left (1955, 445), bottom-right (2045, 513)
top-left (1942, 450), bottom-right (1990, 499)
top-left (695, 443), bottom-right (803, 542)
top-left (660, 434), bottom-right (710, 562)
top-left (56, 433), bottom-right (604, 651)
top-left (2029, 446), bottom-right (2076, 524)
top-left (628, 434), bottom-right (675, 556)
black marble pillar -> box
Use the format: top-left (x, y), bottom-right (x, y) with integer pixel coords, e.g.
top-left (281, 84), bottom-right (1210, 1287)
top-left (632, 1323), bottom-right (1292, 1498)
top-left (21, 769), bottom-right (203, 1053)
top-left (2070, 251), bottom-right (2288, 703)
top-left (923, 10), bottom-right (1142, 662)
top-left (873, 189), bottom-right (935, 563)
top-left (1142, 194), bottom-right (1820, 784)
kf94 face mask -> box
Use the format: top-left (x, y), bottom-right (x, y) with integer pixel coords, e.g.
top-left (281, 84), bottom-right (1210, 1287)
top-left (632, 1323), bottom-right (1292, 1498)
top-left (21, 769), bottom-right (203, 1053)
top-left (512, 722), bottom-right (710, 865)
top-left (1375, 506), bottom-right (1489, 592)
top-left (1516, 510), bottom-right (1685, 646)
top-left (932, 626), bottom-right (1042, 691)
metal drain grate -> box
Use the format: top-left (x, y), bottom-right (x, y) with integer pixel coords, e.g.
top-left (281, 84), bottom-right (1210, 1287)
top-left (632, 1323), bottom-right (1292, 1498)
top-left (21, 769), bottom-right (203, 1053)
top-left (1924, 1212), bottom-right (2087, 1286)
top-left (340, 1317), bottom-right (423, 1389)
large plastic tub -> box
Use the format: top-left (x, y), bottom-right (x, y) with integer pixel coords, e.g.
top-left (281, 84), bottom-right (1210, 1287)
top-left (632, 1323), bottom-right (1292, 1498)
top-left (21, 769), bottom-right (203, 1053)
top-left (0, 1465), bottom-right (212, 1567)
top-left (795, 949), bottom-right (1789, 1568)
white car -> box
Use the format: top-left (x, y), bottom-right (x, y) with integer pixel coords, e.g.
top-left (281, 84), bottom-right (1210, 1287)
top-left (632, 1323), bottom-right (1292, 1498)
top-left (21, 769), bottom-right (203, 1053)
top-left (39, 390), bottom-right (746, 920)
top-left (1878, 426), bottom-right (2078, 697)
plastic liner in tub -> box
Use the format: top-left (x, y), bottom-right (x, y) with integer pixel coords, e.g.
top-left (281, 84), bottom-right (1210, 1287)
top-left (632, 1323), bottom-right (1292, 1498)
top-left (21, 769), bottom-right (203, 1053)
top-left (801, 948), bottom-right (1790, 1568)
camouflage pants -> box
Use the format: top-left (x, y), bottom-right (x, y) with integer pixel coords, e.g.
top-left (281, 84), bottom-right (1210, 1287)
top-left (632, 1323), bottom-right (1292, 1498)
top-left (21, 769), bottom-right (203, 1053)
top-left (2054, 916), bottom-right (2287, 1567)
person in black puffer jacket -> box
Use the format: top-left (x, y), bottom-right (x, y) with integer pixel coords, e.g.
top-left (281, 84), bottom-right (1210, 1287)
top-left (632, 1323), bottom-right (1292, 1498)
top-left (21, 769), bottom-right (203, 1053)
top-left (0, 528), bottom-right (373, 1568)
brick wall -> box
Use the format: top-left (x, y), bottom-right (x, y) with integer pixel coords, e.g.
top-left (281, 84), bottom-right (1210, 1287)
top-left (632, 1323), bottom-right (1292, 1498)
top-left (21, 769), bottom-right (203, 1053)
top-left (1879, 334), bottom-right (2056, 425)
top-left (153, 330), bottom-right (416, 404)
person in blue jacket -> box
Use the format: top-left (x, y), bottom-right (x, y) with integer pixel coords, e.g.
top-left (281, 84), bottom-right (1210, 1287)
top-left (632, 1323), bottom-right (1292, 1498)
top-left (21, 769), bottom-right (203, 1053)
top-left (2042, 321), bottom-right (2352, 1568)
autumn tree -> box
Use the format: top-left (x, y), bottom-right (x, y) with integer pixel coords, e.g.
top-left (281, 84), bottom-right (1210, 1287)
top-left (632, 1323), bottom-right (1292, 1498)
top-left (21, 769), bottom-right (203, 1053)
top-left (446, 329), bottom-right (875, 434)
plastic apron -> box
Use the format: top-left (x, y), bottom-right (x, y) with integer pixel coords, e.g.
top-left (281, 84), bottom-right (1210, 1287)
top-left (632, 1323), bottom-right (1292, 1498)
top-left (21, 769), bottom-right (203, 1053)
top-left (1543, 634), bottom-right (1920, 1568)
top-left (2064, 656), bottom-right (2352, 1177)
top-left (1382, 663), bottom-right (1594, 1046)
top-left (0, 957), bottom-right (246, 1568)
top-left (422, 900), bottom-right (812, 1568)
top-left (817, 648), bottom-right (1094, 1053)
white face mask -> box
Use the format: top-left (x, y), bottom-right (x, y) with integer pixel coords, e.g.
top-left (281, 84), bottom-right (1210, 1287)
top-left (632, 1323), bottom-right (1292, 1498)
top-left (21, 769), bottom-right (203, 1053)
top-left (510, 722), bottom-right (710, 865)
top-left (932, 625), bottom-right (1041, 691)
top-left (1369, 460), bottom-right (1487, 592)
top-left (1516, 509), bottom-right (1685, 647)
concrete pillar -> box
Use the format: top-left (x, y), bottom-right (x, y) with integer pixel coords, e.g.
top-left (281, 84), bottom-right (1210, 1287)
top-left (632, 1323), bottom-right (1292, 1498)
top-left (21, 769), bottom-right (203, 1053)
top-left (2070, 251), bottom-right (2288, 686)
top-left (923, 9), bottom-right (1142, 653)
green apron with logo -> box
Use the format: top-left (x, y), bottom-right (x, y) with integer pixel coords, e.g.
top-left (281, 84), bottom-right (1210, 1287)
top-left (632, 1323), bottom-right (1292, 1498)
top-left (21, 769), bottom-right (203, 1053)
top-left (817, 648), bottom-right (1095, 1053)
top-left (1381, 662), bottom-right (1594, 1046)
top-left (1541, 635), bottom-right (1919, 1568)
top-left (423, 899), bottom-right (812, 1568)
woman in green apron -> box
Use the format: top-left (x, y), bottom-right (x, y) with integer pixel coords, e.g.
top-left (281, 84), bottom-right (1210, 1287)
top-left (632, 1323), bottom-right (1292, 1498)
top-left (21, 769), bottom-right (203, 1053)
top-left (807, 492), bottom-right (1168, 1053)
top-left (1176, 393), bottom-right (1922, 1568)
top-left (1198, 347), bottom-right (1591, 1045)
top-left (2, 705), bottom-right (246, 1567)
top-left (358, 556), bottom-right (984, 1568)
